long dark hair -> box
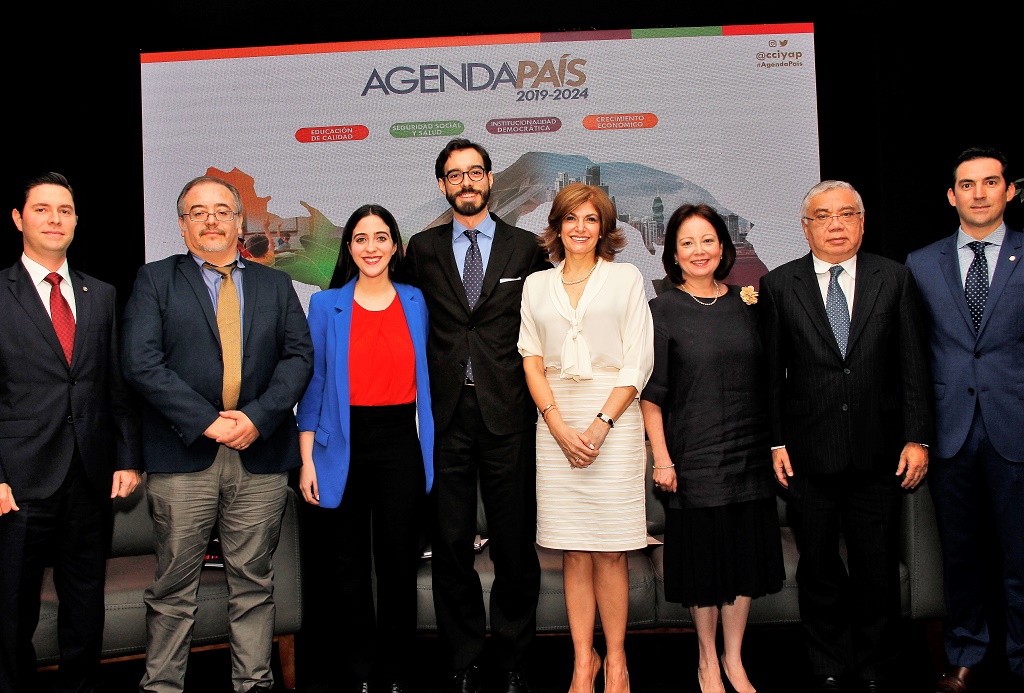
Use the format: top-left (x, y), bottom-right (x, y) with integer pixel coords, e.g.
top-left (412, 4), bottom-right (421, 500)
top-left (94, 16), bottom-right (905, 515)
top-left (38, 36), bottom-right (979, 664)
top-left (328, 204), bottom-right (404, 288)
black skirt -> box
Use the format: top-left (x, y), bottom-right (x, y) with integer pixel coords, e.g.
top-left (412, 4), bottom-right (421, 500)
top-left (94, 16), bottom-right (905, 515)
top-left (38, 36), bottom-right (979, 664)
top-left (662, 497), bottom-right (785, 608)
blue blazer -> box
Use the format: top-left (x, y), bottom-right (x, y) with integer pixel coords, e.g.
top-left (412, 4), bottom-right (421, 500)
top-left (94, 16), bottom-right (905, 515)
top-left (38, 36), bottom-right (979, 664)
top-left (905, 227), bottom-right (1023, 462)
top-left (296, 279), bottom-right (434, 508)
top-left (122, 255), bottom-right (313, 474)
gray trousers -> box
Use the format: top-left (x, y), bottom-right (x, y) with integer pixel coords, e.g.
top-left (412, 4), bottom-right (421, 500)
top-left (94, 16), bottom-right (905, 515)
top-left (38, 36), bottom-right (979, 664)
top-left (140, 446), bottom-right (287, 693)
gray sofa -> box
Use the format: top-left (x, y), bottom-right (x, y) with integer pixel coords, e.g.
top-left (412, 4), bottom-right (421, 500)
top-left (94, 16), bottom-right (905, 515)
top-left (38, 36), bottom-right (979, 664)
top-left (32, 482), bottom-right (303, 690)
top-left (414, 443), bottom-right (946, 632)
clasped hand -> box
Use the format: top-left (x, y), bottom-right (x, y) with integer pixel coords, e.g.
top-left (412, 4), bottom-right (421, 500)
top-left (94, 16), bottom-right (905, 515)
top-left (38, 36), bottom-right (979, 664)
top-left (551, 418), bottom-right (611, 468)
top-left (204, 410), bottom-right (260, 450)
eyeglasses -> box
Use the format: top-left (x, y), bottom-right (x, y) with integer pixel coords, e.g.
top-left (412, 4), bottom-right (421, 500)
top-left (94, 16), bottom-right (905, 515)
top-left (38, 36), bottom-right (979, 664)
top-left (444, 167), bottom-right (487, 185)
top-left (182, 209), bottom-right (238, 223)
top-left (802, 211), bottom-right (862, 227)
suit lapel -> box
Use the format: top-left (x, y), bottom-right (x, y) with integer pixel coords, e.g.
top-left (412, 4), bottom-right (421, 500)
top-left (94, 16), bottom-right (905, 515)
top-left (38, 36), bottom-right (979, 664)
top-left (68, 269), bottom-right (92, 371)
top-left (241, 263), bottom-right (258, 349)
top-left (847, 253), bottom-right (881, 355)
top-left (178, 255), bottom-right (220, 340)
top-left (333, 280), bottom-right (356, 437)
top-left (432, 224), bottom-right (472, 315)
top-left (478, 215), bottom-right (513, 308)
top-left (8, 263), bottom-right (69, 368)
top-left (980, 227), bottom-right (1022, 336)
top-left (791, 254), bottom-right (841, 357)
top-left (937, 235), bottom-right (975, 333)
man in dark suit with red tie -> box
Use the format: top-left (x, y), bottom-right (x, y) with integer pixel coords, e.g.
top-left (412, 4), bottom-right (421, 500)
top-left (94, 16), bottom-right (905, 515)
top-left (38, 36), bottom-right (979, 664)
top-left (399, 139), bottom-right (549, 693)
top-left (761, 180), bottom-right (934, 693)
top-left (0, 172), bottom-right (142, 692)
top-left (906, 147), bottom-right (1023, 692)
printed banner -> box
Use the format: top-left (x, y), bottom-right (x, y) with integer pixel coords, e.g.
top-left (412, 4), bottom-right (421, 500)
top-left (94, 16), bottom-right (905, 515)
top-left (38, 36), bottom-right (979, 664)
top-left (141, 24), bottom-right (819, 308)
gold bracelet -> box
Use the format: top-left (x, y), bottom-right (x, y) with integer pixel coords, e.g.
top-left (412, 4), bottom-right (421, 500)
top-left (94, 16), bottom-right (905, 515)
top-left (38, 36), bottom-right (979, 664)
top-left (540, 403), bottom-right (557, 419)
top-left (652, 464), bottom-right (674, 469)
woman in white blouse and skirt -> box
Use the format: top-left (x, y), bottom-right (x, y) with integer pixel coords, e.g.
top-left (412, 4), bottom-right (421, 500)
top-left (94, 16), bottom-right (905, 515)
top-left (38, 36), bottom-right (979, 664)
top-left (518, 183), bottom-right (654, 693)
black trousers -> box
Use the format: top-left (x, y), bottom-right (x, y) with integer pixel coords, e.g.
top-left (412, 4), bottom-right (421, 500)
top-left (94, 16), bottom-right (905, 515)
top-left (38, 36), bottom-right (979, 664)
top-left (0, 453), bottom-right (109, 693)
top-left (788, 467), bottom-right (902, 682)
top-left (430, 385), bottom-right (541, 672)
top-left (299, 404), bottom-right (426, 687)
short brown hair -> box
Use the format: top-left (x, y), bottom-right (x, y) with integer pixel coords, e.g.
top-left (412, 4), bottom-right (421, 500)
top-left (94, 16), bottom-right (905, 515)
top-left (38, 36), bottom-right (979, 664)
top-left (540, 183), bottom-right (625, 262)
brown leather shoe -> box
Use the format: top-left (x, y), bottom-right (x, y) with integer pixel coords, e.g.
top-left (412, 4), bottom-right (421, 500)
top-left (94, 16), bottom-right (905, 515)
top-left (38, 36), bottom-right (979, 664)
top-left (935, 666), bottom-right (972, 693)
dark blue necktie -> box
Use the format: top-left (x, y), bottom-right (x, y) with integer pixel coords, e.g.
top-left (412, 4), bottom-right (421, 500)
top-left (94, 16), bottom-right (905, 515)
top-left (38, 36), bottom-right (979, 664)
top-left (463, 230), bottom-right (483, 382)
top-left (964, 241), bottom-right (989, 333)
top-left (826, 265), bottom-right (850, 359)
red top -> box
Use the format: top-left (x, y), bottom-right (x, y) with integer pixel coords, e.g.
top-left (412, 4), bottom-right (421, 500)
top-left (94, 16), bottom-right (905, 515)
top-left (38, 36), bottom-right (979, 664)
top-left (349, 294), bottom-right (416, 406)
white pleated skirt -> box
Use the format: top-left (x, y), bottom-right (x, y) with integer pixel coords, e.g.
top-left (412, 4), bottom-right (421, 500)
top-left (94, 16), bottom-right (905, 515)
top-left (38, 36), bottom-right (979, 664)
top-left (535, 369), bottom-right (648, 551)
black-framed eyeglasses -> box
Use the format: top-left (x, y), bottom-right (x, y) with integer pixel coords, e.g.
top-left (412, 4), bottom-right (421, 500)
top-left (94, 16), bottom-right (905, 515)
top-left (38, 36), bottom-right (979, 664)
top-left (802, 211), bottom-right (862, 227)
top-left (444, 167), bottom-right (487, 185)
top-left (182, 209), bottom-right (238, 223)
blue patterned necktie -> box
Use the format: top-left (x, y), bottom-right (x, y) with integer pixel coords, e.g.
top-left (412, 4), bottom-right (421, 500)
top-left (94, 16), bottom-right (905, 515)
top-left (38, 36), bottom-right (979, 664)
top-left (826, 265), bottom-right (850, 359)
top-left (462, 229), bottom-right (483, 382)
top-left (964, 241), bottom-right (989, 333)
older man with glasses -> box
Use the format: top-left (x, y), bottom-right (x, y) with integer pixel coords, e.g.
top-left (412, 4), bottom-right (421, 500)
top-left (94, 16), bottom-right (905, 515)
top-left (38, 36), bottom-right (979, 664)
top-left (760, 180), bottom-right (934, 693)
top-left (122, 175), bottom-right (313, 693)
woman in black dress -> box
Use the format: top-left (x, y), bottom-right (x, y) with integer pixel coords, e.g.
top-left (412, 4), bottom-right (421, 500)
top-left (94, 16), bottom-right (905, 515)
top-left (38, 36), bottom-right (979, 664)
top-left (640, 204), bottom-right (783, 693)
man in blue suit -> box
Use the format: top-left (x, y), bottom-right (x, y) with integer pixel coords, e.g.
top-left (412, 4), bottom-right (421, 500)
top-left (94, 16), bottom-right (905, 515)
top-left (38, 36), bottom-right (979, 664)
top-left (906, 147), bottom-right (1023, 693)
top-left (122, 175), bottom-right (313, 693)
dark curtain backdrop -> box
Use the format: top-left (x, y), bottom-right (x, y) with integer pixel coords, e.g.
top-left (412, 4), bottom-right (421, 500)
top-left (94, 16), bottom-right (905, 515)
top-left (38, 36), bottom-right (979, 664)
top-left (3, 3), bottom-right (1020, 307)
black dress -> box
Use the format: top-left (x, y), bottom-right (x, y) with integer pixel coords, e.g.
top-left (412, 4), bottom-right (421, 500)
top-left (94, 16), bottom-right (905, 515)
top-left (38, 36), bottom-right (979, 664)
top-left (641, 285), bottom-right (784, 607)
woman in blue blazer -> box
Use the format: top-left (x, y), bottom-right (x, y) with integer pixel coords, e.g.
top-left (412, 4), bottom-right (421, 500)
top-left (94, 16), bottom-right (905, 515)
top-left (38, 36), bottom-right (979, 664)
top-left (296, 204), bottom-right (433, 693)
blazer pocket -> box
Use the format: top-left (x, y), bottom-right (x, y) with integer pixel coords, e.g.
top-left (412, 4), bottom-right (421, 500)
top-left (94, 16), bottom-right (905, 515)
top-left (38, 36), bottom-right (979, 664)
top-left (314, 426), bottom-right (331, 447)
top-left (0, 418), bottom-right (39, 438)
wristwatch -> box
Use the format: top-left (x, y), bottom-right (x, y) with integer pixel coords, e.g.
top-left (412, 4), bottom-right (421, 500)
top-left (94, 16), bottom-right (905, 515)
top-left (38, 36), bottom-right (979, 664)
top-left (595, 412), bottom-right (615, 428)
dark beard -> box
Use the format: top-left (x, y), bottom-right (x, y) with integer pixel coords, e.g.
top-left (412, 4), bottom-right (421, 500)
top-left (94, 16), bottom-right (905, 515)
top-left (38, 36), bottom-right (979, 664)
top-left (446, 184), bottom-right (490, 217)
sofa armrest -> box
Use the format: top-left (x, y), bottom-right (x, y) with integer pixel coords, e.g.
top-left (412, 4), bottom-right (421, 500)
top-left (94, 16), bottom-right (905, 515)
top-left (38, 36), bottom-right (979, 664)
top-left (900, 480), bottom-right (946, 620)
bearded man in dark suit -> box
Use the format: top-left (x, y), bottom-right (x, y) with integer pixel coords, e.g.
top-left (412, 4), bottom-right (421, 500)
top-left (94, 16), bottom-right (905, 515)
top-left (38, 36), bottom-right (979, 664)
top-left (399, 139), bottom-right (549, 693)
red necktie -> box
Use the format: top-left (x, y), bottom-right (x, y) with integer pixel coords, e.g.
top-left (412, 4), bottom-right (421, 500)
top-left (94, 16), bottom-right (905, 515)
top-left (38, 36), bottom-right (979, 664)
top-left (44, 272), bottom-right (75, 364)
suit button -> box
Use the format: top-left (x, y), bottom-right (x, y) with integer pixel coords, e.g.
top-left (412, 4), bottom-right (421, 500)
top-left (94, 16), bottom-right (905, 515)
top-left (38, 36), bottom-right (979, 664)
top-left (468, 324), bottom-right (476, 331)
top-left (459, 360), bottom-right (467, 368)
top-left (974, 351), bottom-right (981, 359)
top-left (66, 415), bottom-right (74, 424)
top-left (841, 404), bottom-right (848, 412)
top-left (968, 388), bottom-right (975, 396)
top-left (70, 378), bottom-right (77, 385)
top-left (843, 368), bottom-right (851, 375)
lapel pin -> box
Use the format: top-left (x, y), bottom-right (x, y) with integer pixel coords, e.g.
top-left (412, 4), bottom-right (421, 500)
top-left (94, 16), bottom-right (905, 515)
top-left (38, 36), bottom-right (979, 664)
top-left (82, 286), bottom-right (89, 291)
top-left (1010, 256), bottom-right (1017, 262)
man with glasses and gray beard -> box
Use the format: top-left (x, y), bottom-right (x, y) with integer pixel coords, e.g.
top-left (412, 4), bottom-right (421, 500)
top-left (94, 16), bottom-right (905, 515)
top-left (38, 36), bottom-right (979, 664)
top-left (122, 175), bottom-right (312, 693)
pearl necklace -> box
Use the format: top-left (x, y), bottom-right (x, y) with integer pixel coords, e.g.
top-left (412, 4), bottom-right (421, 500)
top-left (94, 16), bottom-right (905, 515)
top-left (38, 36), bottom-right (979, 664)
top-left (681, 280), bottom-right (720, 306)
top-left (560, 262), bottom-right (598, 286)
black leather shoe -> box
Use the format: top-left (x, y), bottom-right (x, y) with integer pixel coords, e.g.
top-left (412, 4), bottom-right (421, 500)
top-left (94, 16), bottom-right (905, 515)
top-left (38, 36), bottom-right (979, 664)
top-left (452, 665), bottom-right (482, 693)
top-left (814, 676), bottom-right (843, 692)
top-left (386, 685), bottom-right (406, 693)
top-left (501, 670), bottom-right (533, 693)
top-left (863, 680), bottom-right (886, 693)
